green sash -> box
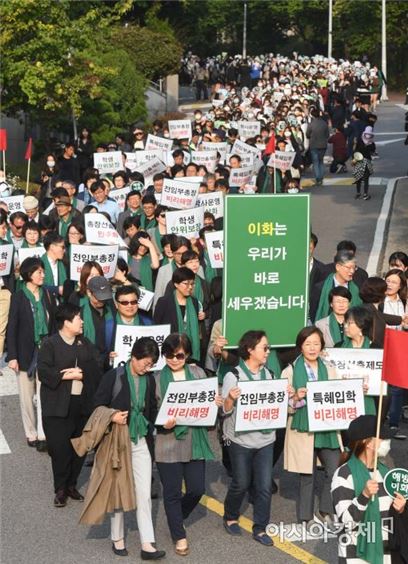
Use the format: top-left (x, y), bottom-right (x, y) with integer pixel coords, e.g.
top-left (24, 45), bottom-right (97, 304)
top-left (128, 254), bottom-right (153, 292)
top-left (329, 312), bottom-right (343, 345)
top-left (58, 211), bottom-right (74, 238)
top-left (291, 356), bottom-right (340, 449)
top-left (315, 274), bottom-right (361, 321)
top-left (140, 214), bottom-right (157, 230)
top-left (80, 296), bottom-right (113, 344)
top-left (159, 364), bottom-right (214, 460)
top-left (266, 348), bottom-right (282, 378)
top-left (347, 455), bottom-right (388, 564)
top-left (152, 227), bottom-right (163, 253)
top-left (341, 337), bottom-right (376, 415)
top-left (21, 241), bottom-right (42, 249)
top-left (174, 292), bottom-right (200, 361)
top-left (203, 250), bottom-right (217, 284)
top-left (193, 274), bottom-right (204, 305)
top-left (22, 285), bottom-right (48, 346)
top-left (126, 361), bottom-right (148, 444)
top-left (42, 253), bottom-right (67, 287)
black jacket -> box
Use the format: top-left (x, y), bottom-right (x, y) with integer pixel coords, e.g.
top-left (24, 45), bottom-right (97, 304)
top-left (93, 366), bottom-right (158, 459)
top-left (6, 288), bottom-right (56, 371)
top-left (323, 262), bottom-right (369, 288)
top-left (38, 333), bottom-right (103, 417)
top-left (362, 303), bottom-right (403, 348)
top-left (154, 293), bottom-right (199, 333)
top-left (309, 257), bottom-right (327, 289)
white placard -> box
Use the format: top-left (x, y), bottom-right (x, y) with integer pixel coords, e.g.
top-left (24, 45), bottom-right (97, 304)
top-left (125, 150), bottom-right (164, 172)
top-left (70, 244), bottom-right (118, 281)
top-left (237, 121), bottom-right (261, 140)
top-left (204, 231), bottom-right (223, 268)
top-left (165, 207), bottom-right (204, 239)
top-left (135, 157), bottom-right (166, 186)
top-left (267, 151), bottom-right (296, 172)
top-left (161, 179), bottom-right (200, 210)
top-left (138, 286), bottom-right (154, 311)
top-left (324, 348), bottom-right (386, 396)
top-left (146, 134), bottom-right (173, 152)
top-left (235, 379), bottom-right (289, 432)
top-left (229, 166), bottom-right (253, 187)
top-left (201, 141), bottom-right (228, 164)
top-left (18, 246), bottom-right (46, 265)
top-left (236, 153), bottom-right (254, 170)
top-left (109, 187), bottom-right (130, 213)
top-left (0, 244), bottom-right (14, 276)
top-left (93, 151), bottom-right (123, 174)
top-left (232, 138), bottom-right (260, 158)
top-left (168, 120), bottom-right (192, 140)
top-left (307, 379), bottom-right (365, 431)
top-left (155, 377), bottom-right (218, 426)
top-left (196, 191), bottom-right (224, 219)
top-left (84, 213), bottom-right (127, 248)
top-left (191, 150), bottom-right (218, 173)
top-left (1, 195), bottom-right (24, 215)
top-left (113, 324), bottom-right (171, 370)
top-left (177, 175), bottom-right (203, 184)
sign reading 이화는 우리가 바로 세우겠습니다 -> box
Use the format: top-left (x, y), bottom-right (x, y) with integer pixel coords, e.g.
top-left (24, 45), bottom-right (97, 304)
top-left (222, 194), bottom-right (310, 347)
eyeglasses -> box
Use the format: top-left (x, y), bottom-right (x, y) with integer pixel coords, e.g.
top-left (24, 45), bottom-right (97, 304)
top-left (180, 281), bottom-right (195, 287)
top-left (256, 345), bottom-right (270, 352)
top-left (344, 320), bottom-right (356, 327)
top-left (13, 225), bottom-right (24, 231)
top-left (340, 264), bottom-right (356, 271)
top-left (117, 299), bottom-right (138, 306)
top-left (164, 353), bottom-right (186, 360)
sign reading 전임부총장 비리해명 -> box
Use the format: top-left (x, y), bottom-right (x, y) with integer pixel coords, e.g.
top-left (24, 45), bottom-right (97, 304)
top-left (222, 194), bottom-right (310, 347)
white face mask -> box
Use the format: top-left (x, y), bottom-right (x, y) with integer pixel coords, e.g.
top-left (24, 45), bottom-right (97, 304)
top-left (47, 160), bottom-right (55, 168)
top-left (377, 439), bottom-right (391, 458)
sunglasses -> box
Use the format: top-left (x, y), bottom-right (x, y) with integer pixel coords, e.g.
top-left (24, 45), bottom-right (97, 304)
top-left (117, 299), bottom-right (138, 306)
top-left (13, 225), bottom-right (24, 231)
top-left (165, 353), bottom-right (186, 361)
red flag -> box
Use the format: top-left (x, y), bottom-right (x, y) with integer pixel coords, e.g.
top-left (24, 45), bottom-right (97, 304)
top-left (381, 328), bottom-right (408, 389)
top-left (264, 132), bottom-right (276, 156)
top-left (24, 137), bottom-right (33, 160)
top-left (0, 129), bottom-right (7, 151)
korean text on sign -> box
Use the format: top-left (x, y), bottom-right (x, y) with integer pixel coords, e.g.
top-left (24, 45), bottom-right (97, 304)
top-left (70, 244), bottom-right (118, 282)
top-left (235, 379), bottom-right (288, 432)
top-left (161, 178), bottom-right (200, 210)
top-left (113, 324), bottom-right (171, 370)
top-left (84, 213), bottom-right (127, 248)
top-left (165, 207), bottom-right (204, 239)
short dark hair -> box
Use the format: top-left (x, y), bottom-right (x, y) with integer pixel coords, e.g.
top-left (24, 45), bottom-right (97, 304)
top-left (296, 326), bottom-right (325, 350)
top-left (0, 209), bottom-right (7, 226)
top-left (131, 337), bottom-right (159, 363)
top-left (310, 232), bottom-right (318, 247)
top-left (89, 180), bottom-right (106, 194)
top-left (181, 250), bottom-right (199, 264)
top-left (142, 194), bottom-right (157, 206)
top-left (337, 240), bottom-right (357, 254)
top-left (344, 306), bottom-right (373, 337)
top-left (82, 204), bottom-right (98, 214)
top-left (154, 205), bottom-right (168, 218)
top-left (172, 266), bottom-right (195, 285)
top-left (171, 236), bottom-right (191, 253)
top-left (237, 330), bottom-right (267, 360)
top-left (334, 250), bottom-right (356, 265)
top-left (162, 333), bottom-right (192, 358)
top-left (172, 149), bottom-right (184, 159)
top-left (51, 187), bottom-right (69, 199)
top-left (360, 277), bottom-right (387, 304)
top-left (389, 251), bottom-right (408, 269)
top-left (22, 220), bottom-right (41, 238)
top-left (39, 214), bottom-right (57, 232)
top-left (123, 215), bottom-right (141, 231)
top-left (43, 231), bottom-right (64, 250)
top-left (9, 211), bottom-right (28, 225)
top-left (20, 257), bottom-right (44, 282)
top-left (113, 171), bottom-right (127, 182)
top-left (129, 171), bottom-right (145, 184)
top-left (185, 163), bottom-right (198, 173)
top-left (115, 284), bottom-right (140, 301)
top-left (128, 231), bottom-right (151, 256)
top-left (170, 164), bottom-right (184, 177)
top-left (55, 303), bottom-right (80, 330)
top-left (329, 286), bottom-right (352, 304)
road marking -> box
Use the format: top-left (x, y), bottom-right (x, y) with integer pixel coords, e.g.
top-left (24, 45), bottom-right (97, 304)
top-left (301, 177), bottom-right (387, 188)
top-left (373, 132), bottom-right (407, 135)
top-left (366, 176), bottom-right (402, 275)
top-left (0, 429), bottom-right (11, 455)
top-left (375, 138), bottom-right (405, 146)
top-left (395, 104), bottom-right (408, 110)
top-left (0, 367), bottom-right (19, 396)
top-left (199, 493), bottom-right (327, 564)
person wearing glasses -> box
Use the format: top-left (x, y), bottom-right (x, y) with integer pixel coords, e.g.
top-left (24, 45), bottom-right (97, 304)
top-left (41, 231), bottom-right (67, 299)
top-left (6, 211), bottom-right (27, 250)
top-left (315, 286), bottom-right (352, 347)
top-left (311, 251), bottom-right (362, 323)
top-left (93, 337), bottom-right (166, 561)
top-left (154, 333), bottom-right (223, 556)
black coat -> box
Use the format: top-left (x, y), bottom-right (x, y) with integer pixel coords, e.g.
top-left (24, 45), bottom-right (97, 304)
top-left (93, 366), bottom-right (158, 459)
top-left (38, 333), bottom-right (103, 417)
top-left (154, 293), bottom-right (199, 333)
top-left (309, 257), bottom-right (327, 289)
top-left (363, 303), bottom-right (403, 348)
top-left (6, 288), bottom-right (56, 371)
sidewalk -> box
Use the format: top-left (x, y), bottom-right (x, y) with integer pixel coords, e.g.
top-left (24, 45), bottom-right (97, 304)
top-left (380, 176), bottom-right (408, 275)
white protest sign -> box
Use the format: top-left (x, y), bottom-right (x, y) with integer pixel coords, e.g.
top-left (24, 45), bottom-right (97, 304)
top-left (0, 244), bottom-right (14, 276)
top-left (146, 134), bottom-right (173, 152)
top-left (138, 286), bottom-right (154, 311)
top-left (235, 379), bottom-right (288, 432)
top-left (236, 153), bottom-right (254, 170)
top-left (232, 138), bottom-right (260, 158)
top-left (307, 379), bottom-right (365, 431)
top-left (324, 348), bottom-right (386, 396)
top-left (191, 150), bottom-right (218, 173)
top-left (204, 231), bottom-right (224, 268)
top-left (196, 191), bottom-right (224, 219)
top-left (177, 175), bottom-right (203, 184)
top-left (113, 324), bottom-right (171, 370)
top-left (70, 244), bottom-right (118, 281)
top-left (2, 195), bottom-right (24, 215)
top-left (267, 151), bottom-right (296, 172)
top-left (161, 179), bottom-right (200, 210)
top-left (84, 213), bottom-right (127, 248)
top-left (93, 151), bottom-right (123, 174)
top-left (168, 120), bottom-right (192, 140)
top-left (155, 377), bottom-right (218, 426)
top-left (109, 187), bottom-right (130, 213)
top-left (135, 157), bottom-right (166, 185)
top-left (229, 166), bottom-right (253, 187)
top-left (201, 141), bottom-right (228, 164)
top-left (165, 207), bottom-right (204, 239)
top-left (237, 121), bottom-right (261, 140)
top-left (125, 150), bottom-right (164, 172)
top-left (18, 246), bottom-right (46, 265)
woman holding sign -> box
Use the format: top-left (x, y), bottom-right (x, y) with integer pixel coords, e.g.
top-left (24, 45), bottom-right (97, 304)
top-left (154, 333), bottom-right (223, 556)
top-left (282, 326), bottom-right (342, 531)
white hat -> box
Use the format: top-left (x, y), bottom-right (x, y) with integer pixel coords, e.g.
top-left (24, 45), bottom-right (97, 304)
top-left (353, 152), bottom-right (364, 162)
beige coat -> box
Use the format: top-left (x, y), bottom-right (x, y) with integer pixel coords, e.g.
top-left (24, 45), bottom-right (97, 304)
top-left (71, 406), bottom-right (136, 525)
top-left (282, 363), bottom-right (343, 474)
top-left (315, 316), bottom-right (335, 348)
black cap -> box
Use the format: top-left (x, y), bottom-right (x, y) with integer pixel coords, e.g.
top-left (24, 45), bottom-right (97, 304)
top-left (347, 415), bottom-right (393, 442)
top-left (87, 276), bottom-right (112, 301)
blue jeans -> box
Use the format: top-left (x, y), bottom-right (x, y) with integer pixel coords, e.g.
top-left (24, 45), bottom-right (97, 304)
top-left (310, 148), bottom-right (326, 182)
top-left (389, 385), bottom-right (404, 427)
top-left (224, 441), bottom-right (274, 534)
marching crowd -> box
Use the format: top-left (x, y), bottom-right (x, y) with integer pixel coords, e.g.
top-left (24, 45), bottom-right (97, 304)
top-left (0, 52), bottom-right (407, 563)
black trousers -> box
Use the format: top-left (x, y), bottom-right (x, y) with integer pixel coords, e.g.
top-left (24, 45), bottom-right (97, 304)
top-left (156, 460), bottom-right (205, 541)
top-left (42, 396), bottom-right (86, 493)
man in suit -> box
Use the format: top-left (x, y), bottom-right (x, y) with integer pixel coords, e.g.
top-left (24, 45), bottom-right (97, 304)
top-left (322, 240), bottom-right (368, 288)
top-left (309, 232), bottom-right (326, 288)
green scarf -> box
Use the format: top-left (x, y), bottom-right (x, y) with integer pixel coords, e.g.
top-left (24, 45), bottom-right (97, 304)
top-left (315, 274), bottom-right (362, 321)
top-left (115, 312), bottom-right (140, 326)
top-left (140, 214), bottom-right (157, 230)
top-left (341, 337), bottom-right (376, 415)
top-left (193, 274), bottom-right (204, 305)
top-left (21, 240), bottom-right (42, 249)
top-left (238, 359), bottom-right (273, 434)
top-left (58, 211), bottom-right (74, 238)
top-left (129, 254), bottom-right (153, 291)
top-left (329, 312), bottom-right (343, 346)
top-left (291, 356), bottom-right (340, 449)
top-left (266, 348), bottom-right (282, 378)
top-left (159, 364), bottom-right (214, 460)
top-left (42, 253), bottom-right (67, 287)
top-left (153, 227), bottom-right (163, 253)
top-left (22, 285), bottom-right (48, 346)
top-left (216, 359), bottom-right (231, 384)
top-left (174, 292), bottom-right (200, 361)
top-left (347, 454), bottom-right (388, 564)
top-left (203, 250), bottom-right (217, 284)
top-left (80, 296), bottom-right (113, 344)
top-left (126, 361), bottom-right (148, 444)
